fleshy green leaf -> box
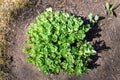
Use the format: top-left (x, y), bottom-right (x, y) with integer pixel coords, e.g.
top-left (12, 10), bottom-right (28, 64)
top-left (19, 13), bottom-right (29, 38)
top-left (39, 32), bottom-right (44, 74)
top-left (94, 15), bottom-right (99, 22)
top-left (105, 2), bottom-right (110, 11)
top-left (46, 7), bottom-right (52, 12)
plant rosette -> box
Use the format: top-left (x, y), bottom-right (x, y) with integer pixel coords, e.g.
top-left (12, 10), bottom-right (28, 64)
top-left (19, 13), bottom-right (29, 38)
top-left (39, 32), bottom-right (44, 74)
top-left (23, 7), bottom-right (96, 76)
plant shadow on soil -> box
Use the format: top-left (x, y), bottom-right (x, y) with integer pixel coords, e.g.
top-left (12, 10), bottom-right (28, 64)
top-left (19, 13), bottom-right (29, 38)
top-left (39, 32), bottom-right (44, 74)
top-left (83, 16), bottom-right (111, 69)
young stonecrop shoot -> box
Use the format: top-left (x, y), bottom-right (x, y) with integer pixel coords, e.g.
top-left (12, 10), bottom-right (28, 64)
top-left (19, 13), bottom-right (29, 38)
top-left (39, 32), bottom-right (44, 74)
top-left (105, 2), bottom-right (114, 15)
top-left (23, 8), bottom-right (96, 76)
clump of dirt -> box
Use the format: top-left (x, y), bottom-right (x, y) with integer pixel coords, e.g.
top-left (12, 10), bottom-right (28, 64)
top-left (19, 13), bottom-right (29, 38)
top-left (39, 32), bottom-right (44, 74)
top-left (4, 0), bottom-right (120, 80)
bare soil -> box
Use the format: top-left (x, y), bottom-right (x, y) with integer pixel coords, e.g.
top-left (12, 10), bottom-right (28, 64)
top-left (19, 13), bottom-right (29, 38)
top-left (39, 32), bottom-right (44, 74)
top-left (4, 0), bottom-right (120, 80)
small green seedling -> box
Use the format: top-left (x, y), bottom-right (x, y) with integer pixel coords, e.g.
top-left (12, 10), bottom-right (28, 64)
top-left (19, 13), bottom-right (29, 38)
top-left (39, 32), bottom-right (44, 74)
top-left (105, 2), bottom-right (115, 15)
top-left (88, 13), bottom-right (99, 24)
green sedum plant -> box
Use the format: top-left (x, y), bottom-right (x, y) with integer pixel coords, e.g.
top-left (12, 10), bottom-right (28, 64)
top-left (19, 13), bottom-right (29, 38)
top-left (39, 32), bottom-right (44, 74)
top-left (88, 13), bottom-right (99, 24)
top-left (23, 7), bottom-right (96, 76)
top-left (105, 2), bottom-right (115, 15)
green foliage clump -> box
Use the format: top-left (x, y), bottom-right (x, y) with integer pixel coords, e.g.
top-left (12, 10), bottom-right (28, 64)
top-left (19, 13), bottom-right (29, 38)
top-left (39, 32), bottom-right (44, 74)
top-left (23, 8), bottom-right (96, 76)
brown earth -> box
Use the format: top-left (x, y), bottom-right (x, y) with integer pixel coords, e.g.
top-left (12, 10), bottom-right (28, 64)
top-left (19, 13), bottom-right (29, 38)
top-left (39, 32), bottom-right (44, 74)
top-left (4, 0), bottom-right (120, 80)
